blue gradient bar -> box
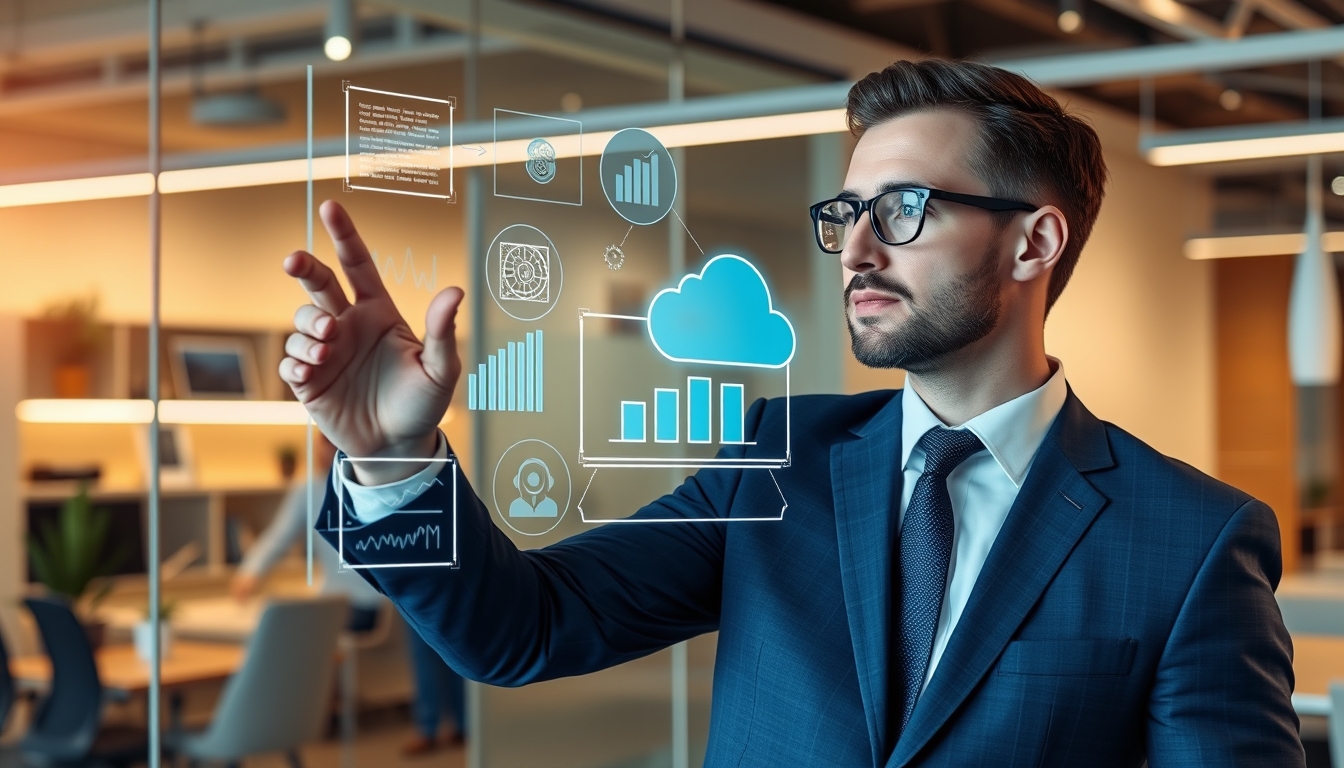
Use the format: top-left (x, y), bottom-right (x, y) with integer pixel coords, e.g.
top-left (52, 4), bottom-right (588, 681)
top-left (621, 401), bottom-right (646, 442)
top-left (517, 337), bottom-right (526, 410)
top-left (651, 152), bottom-right (659, 207)
top-left (615, 174), bottom-right (624, 203)
top-left (468, 373), bottom-right (477, 410)
top-left (624, 165), bottom-right (632, 203)
top-left (497, 348), bottom-right (507, 411)
top-left (521, 333), bottom-right (532, 411)
top-left (721, 383), bottom-right (744, 443)
top-left (478, 363), bottom-right (487, 410)
top-left (488, 355), bottom-right (497, 410)
top-left (536, 330), bottom-right (544, 412)
top-left (642, 157), bottom-right (650, 205)
top-left (688, 376), bottom-right (711, 443)
top-left (655, 388), bottom-right (678, 443)
top-left (507, 342), bottom-right (517, 411)
top-left (633, 159), bottom-right (643, 205)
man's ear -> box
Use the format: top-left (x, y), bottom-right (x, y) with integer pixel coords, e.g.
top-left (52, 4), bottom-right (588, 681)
top-left (1010, 205), bottom-right (1068, 284)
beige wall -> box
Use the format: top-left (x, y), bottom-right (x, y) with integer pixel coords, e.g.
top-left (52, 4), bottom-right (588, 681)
top-left (1045, 97), bottom-right (1214, 474)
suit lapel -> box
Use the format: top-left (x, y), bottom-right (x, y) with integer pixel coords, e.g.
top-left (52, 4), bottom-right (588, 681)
top-left (889, 391), bottom-right (1115, 768)
top-left (833, 394), bottom-right (904, 767)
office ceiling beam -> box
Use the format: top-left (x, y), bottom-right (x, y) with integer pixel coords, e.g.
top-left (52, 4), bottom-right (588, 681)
top-left (995, 25), bottom-right (1344, 87)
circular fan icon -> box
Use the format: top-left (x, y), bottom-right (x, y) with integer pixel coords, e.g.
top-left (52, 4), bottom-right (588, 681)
top-left (603, 244), bottom-right (625, 270)
top-left (500, 243), bottom-right (551, 302)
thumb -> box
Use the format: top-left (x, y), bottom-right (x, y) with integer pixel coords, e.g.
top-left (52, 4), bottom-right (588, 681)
top-left (422, 286), bottom-right (464, 389)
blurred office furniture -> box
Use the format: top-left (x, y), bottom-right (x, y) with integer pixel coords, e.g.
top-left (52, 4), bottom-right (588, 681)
top-left (337, 601), bottom-right (413, 725)
top-left (172, 596), bottom-right (347, 768)
top-left (19, 597), bottom-right (147, 767)
top-left (0, 624), bottom-right (14, 735)
top-left (1280, 586), bottom-right (1344, 766)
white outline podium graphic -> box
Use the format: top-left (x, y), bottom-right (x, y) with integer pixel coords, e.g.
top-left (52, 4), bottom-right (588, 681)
top-left (336, 456), bottom-right (459, 569)
top-left (576, 309), bottom-right (791, 524)
top-left (578, 310), bottom-right (791, 471)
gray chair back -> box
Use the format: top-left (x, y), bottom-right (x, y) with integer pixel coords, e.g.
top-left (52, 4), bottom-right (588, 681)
top-left (1277, 594), bottom-right (1344, 636)
top-left (183, 596), bottom-right (348, 760)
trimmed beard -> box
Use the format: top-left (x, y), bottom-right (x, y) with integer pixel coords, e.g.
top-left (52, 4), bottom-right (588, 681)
top-left (845, 243), bottom-right (1002, 374)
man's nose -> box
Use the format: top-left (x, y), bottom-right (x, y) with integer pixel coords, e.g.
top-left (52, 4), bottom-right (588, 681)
top-left (840, 212), bottom-right (890, 274)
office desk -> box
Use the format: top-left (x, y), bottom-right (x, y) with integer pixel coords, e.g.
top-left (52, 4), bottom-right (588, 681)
top-left (10, 640), bottom-right (244, 697)
top-left (1291, 635), bottom-right (1344, 716)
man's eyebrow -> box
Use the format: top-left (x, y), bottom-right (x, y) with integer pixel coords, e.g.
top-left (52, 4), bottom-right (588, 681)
top-left (837, 180), bottom-right (934, 199)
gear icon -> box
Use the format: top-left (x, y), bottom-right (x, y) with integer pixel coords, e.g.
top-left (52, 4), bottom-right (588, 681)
top-left (603, 244), bottom-right (625, 270)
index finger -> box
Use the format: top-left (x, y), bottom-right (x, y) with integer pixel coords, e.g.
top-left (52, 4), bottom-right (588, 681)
top-left (320, 200), bottom-right (391, 303)
top-left (284, 250), bottom-right (351, 315)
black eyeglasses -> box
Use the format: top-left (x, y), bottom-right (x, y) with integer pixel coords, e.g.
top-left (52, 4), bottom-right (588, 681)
top-left (809, 187), bottom-right (1038, 254)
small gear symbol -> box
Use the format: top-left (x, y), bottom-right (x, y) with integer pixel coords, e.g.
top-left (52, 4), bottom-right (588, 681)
top-left (603, 244), bottom-right (625, 270)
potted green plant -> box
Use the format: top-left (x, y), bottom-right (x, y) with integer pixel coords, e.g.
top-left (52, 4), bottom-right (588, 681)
top-left (135, 599), bottom-right (178, 662)
top-left (42, 293), bottom-right (108, 398)
top-left (26, 484), bottom-right (127, 646)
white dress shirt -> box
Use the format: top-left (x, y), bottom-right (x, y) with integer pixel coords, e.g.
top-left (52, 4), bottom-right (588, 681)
top-left (337, 432), bottom-right (451, 525)
top-left (900, 358), bottom-right (1068, 692)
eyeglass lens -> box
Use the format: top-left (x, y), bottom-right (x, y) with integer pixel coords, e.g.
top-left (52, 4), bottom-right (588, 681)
top-left (815, 190), bottom-right (926, 253)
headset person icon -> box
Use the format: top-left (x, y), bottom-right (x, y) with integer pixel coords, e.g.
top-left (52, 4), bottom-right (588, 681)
top-left (509, 458), bottom-right (559, 518)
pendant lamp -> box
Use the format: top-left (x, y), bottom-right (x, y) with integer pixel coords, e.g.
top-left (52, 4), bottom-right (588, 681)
top-left (1288, 155), bottom-right (1343, 386)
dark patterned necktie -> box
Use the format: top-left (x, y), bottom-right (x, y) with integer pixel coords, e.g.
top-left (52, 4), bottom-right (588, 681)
top-left (894, 427), bottom-right (985, 735)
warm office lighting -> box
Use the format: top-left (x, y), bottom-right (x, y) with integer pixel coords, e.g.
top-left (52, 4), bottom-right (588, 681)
top-left (1332, 176), bottom-right (1344, 196)
top-left (1145, 120), bottom-right (1344, 166)
top-left (0, 173), bottom-right (155, 208)
top-left (159, 400), bottom-right (311, 425)
top-left (1184, 231), bottom-right (1344, 260)
top-left (16, 399), bottom-right (155, 424)
top-left (1288, 156), bottom-right (1342, 385)
top-left (0, 110), bottom-right (847, 207)
top-left (324, 36), bottom-right (352, 61)
top-left (1218, 89), bottom-right (1242, 111)
top-left (324, 0), bottom-right (355, 61)
top-left (1057, 10), bottom-right (1084, 33)
top-left (16, 399), bottom-right (309, 425)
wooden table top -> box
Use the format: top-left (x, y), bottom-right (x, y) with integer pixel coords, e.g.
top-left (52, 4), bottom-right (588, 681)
top-left (10, 640), bottom-right (244, 695)
top-left (1293, 634), bottom-right (1344, 697)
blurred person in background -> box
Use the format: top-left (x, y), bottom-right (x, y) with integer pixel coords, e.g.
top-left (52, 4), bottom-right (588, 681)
top-left (231, 432), bottom-right (465, 754)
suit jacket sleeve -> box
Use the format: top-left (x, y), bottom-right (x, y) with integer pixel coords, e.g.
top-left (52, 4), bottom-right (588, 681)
top-left (1146, 498), bottom-right (1305, 767)
top-left (313, 401), bottom-right (772, 687)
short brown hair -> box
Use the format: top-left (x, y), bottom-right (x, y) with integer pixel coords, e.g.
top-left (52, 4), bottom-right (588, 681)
top-left (846, 59), bottom-right (1107, 312)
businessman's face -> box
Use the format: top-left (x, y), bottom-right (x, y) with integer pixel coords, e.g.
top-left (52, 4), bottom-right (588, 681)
top-left (839, 109), bottom-right (1008, 374)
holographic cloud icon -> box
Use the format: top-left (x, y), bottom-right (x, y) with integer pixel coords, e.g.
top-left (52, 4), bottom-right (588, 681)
top-left (646, 253), bottom-right (796, 369)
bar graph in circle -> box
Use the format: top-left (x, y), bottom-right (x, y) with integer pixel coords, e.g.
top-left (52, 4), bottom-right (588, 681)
top-left (468, 330), bottom-right (544, 412)
top-left (613, 151), bottom-right (660, 207)
top-left (610, 375), bottom-right (747, 444)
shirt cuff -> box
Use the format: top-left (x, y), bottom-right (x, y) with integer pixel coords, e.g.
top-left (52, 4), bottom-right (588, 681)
top-left (335, 432), bottom-right (449, 525)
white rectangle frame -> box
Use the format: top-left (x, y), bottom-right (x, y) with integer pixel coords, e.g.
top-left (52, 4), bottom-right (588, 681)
top-left (336, 456), bottom-right (459, 569)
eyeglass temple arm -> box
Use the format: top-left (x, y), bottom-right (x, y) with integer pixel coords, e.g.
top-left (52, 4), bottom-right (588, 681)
top-left (927, 189), bottom-right (1038, 213)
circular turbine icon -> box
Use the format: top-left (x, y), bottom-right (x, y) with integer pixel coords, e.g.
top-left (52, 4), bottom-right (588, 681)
top-left (603, 244), bottom-right (625, 270)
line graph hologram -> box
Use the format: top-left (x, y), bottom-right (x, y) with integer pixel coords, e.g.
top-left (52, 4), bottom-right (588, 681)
top-left (353, 524), bottom-right (441, 551)
top-left (373, 248), bottom-right (437, 293)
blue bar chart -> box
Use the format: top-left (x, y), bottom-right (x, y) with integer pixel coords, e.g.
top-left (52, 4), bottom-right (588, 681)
top-left (611, 376), bottom-right (745, 444)
top-left (468, 330), bottom-right (543, 412)
top-left (613, 152), bottom-right (659, 207)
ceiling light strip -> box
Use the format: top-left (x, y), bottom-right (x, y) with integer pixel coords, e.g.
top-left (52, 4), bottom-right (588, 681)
top-left (1184, 231), bottom-right (1344, 259)
top-left (0, 110), bottom-right (846, 208)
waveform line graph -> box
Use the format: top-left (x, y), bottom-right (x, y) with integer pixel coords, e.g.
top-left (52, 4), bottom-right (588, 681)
top-left (336, 456), bottom-right (459, 569)
top-left (373, 247), bottom-right (438, 293)
top-left (353, 524), bottom-right (441, 551)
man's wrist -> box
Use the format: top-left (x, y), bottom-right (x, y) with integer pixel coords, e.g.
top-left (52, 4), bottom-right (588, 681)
top-left (349, 431), bottom-right (439, 486)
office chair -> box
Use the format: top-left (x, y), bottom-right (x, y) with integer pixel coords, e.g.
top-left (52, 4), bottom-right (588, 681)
top-left (0, 621), bottom-right (15, 736)
top-left (21, 596), bottom-right (147, 767)
top-left (173, 596), bottom-right (348, 768)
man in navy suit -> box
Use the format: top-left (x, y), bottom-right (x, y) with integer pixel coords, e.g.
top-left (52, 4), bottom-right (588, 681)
top-left (278, 59), bottom-right (1303, 766)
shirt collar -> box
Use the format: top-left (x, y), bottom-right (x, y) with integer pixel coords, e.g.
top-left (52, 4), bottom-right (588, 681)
top-left (900, 358), bottom-right (1069, 488)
